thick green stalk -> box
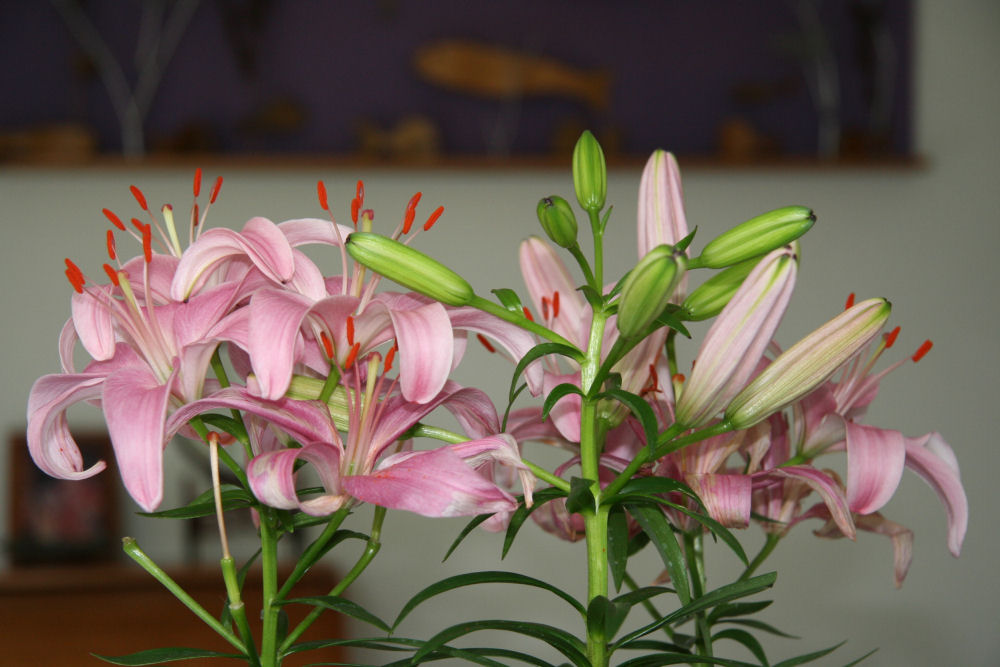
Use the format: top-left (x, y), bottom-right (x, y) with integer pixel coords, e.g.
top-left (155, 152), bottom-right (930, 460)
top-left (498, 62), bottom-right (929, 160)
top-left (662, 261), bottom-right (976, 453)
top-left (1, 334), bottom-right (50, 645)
top-left (221, 556), bottom-right (260, 667)
top-left (258, 508), bottom-right (280, 667)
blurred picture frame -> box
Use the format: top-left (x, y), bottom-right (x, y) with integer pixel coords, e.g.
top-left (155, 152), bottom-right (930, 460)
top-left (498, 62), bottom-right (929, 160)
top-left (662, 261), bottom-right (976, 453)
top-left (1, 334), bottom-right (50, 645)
top-left (7, 432), bottom-right (119, 565)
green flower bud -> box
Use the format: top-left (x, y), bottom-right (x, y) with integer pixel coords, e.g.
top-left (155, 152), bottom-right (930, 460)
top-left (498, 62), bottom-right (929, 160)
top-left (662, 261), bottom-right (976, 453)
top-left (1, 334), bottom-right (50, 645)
top-left (572, 130), bottom-right (607, 212)
top-left (536, 195), bottom-right (579, 248)
top-left (616, 244), bottom-right (686, 339)
top-left (725, 297), bottom-right (891, 429)
top-left (286, 376), bottom-right (350, 431)
top-left (697, 206), bottom-right (815, 269)
top-left (681, 257), bottom-right (762, 321)
top-left (346, 232), bottom-right (474, 306)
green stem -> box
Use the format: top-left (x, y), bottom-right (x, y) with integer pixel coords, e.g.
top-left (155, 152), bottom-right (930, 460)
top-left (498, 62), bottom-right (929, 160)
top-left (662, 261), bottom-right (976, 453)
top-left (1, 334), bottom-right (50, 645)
top-left (279, 506), bottom-right (386, 655)
top-left (258, 508), bottom-right (280, 667)
top-left (567, 243), bottom-right (597, 289)
top-left (221, 555), bottom-right (260, 667)
top-left (276, 505), bottom-right (352, 601)
top-left (468, 295), bottom-right (578, 349)
top-left (589, 209), bottom-right (604, 289)
top-left (122, 538), bottom-right (246, 654)
top-left (684, 532), bottom-right (713, 662)
top-left (740, 533), bottom-right (781, 581)
top-left (584, 506), bottom-right (610, 667)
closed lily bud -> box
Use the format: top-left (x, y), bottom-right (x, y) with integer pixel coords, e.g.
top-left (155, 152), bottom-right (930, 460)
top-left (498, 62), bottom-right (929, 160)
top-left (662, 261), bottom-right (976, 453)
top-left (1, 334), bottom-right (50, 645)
top-left (536, 195), bottom-right (578, 248)
top-left (697, 206), bottom-right (815, 269)
top-left (616, 244), bottom-right (686, 339)
top-left (572, 130), bottom-right (607, 212)
top-left (681, 257), bottom-right (761, 321)
top-left (726, 297), bottom-right (892, 429)
top-left (675, 245), bottom-right (797, 428)
top-left (346, 232), bottom-right (474, 306)
top-left (286, 376), bottom-right (350, 431)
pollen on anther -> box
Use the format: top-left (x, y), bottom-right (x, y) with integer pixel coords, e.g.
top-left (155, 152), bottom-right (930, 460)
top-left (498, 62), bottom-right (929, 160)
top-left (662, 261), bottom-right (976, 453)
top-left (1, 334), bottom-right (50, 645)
top-left (476, 334), bottom-right (496, 353)
top-left (65, 259), bottom-right (85, 293)
top-left (541, 296), bottom-right (550, 321)
top-left (193, 168), bottom-right (202, 197)
top-left (346, 316), bottom-right (356, 346)
top-left (320, 331), bottom-right (335, 359)
top-left (102, 208), bottom-right (126, 231)
top-left (102, 263), bottom-right (120, 286)
top-left (403, 192), bottom-right (422, 234)
top-left (106, 229), bottom-right (117, 260)
top-left (141, 224), bottom-right (152, 263)
top-left (356, 180), bottom-right (365, 204)
top-left (883, 326), bottom-right (901, 348)
top-left (351, 198), bottom-right (360, 225)
top-left (672, 373), bottom-right (686, 384)
top-left (344, 342), bottom-right (361, 370)
top-left (130, 185), bottom-right (149, 211)
top-left (209, 176), bottom-right (223, 204)
top-left (552, 291), bottom-right (561, 318)
top-left (522, 307), bottom-right (534, 322)
top-left (423, 206), bottom-right (444, 231)
top-left (384, 343), bottom-right (399, 372)
top-left (912, 340), bottom-right (933, 363)
top-left (317, 180), bottom-right (329, 210)
top-left (844, 293), bottom-right (856, 309)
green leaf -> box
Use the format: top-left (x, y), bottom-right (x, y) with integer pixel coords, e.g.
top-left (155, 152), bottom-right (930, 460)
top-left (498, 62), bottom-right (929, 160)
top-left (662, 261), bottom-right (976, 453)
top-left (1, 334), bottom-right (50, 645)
top-left (771, 641), bottom-right (846, 666)
top-left (579, 284), bottom-right (606, 309)
top-left (92, 648), bottom-right (242, 665)
top-left (491, 288), bottom-right (525, 313)
top-left (594, 387), bottom-right (659, 454)
top-left (411, 619), bottom-right (589, 667)
top-left (501, 382), bottom-right (530, 432)
top-left (565, 477), bottom-right (596, 515)
top-left (509, 342), bottom-right (584, 403)
top-left (840, 648), bottom-right (879, 666)
top-left (611, 586), bottom-right (674, 610)
top-left (626, 503), bottom-right (690, 605)
top-left (713, 627), bottom-right (770, 666)
top-left (443, 513), bottom-right (493, 560)
top-left (607, 506), bottom-right (630, 591)
top-left (282, 595), bottom-right (390, 632)
top-left (613, 572), bottom-right (777, 649)
top-left (718, 618), bottom-right (798, 638)
top-left (653, 306), bottom-right (692, 338)
top-left (708, 600), bottom-right (774, 623)
top-left (138, 486), bottom-right (253, 519)
top-left (587, 595), bottom-right (631, 643)
top-left (616, 653), bottom-right (758, 667)
top-left (604, 476), bottom-right (700, 503)
top-left (197, 414), bottom-right (249, 444)
top-left (501, 488), bottom-right (569, 558)
top-left (393, 571), bottom-right (585, 630)
top-left (541, 382), bottom-right (584, 422)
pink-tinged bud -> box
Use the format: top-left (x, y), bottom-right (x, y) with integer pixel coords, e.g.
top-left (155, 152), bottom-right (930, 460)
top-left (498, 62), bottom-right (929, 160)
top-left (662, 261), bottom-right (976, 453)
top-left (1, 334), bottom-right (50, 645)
top-left (726, 297), bottom-right (892, 429)
top-left (637, 149), bottom-right (689, 257)
top-left (345, 232), bottom-right (474, 306)
top-left (572, 130), bottom-right (607, 212)
top-left (675, 245), bottom-right (798, 428)
top-left (697, 206), bottom-right (814, 269)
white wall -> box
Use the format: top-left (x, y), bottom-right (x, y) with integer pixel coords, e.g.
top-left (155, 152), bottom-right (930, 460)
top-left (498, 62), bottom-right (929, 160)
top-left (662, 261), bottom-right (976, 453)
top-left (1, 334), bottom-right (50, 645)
top-left (2, 2), bottom-right (997, 664)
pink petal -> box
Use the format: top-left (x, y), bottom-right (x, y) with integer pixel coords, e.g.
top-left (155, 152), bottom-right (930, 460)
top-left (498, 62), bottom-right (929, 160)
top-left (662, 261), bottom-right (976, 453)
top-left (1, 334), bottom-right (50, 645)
top-left (846, 422), bottom-right (906, 515)
top-left (685, 473), bottom-right (752, 528)
top-left (854, 513), bottom-right (914, 588)
top-left (448, 307), bottom-right (545, 395)
top-left (247, 289), bottom-right (315, 399)
top-left (387, 301), bottom-right (454, 403)
top-left (248, 442), bottom-right (345, 516)
top-left (71, 290), bottom-right (116, 361)
top-left (765, 465), bottom-right (856, 540)
top-left (543, 372), bottom-right (583, 443)
top-left (344, 446), bottom-right (516, 518)
top-left (904, 432), bottom-right (968, 556)
top-left (102, 365), bottom-right (177, 511)
top-left (638, 150), bottom-right (689, 258)
top-left (278, 217), bottom-right (356, 248)
top-left (26, 373), bottom-right (108, 480)
top-left (518, 237), bottom-right (589, 348)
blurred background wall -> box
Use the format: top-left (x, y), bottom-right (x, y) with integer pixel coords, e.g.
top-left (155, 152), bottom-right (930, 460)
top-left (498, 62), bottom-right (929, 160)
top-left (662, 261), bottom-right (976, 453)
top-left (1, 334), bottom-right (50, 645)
top-left (1, 1), bottom-right (997, 664)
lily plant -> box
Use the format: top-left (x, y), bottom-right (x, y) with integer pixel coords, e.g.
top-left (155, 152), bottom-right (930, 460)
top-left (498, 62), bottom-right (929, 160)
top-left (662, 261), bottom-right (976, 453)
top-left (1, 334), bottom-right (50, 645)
top-left (25, 133), bottom-right (966, 667)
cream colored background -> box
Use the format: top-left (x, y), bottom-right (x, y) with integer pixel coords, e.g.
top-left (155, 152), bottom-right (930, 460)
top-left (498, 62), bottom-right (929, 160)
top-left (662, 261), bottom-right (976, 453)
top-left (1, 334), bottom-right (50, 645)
top-left (2, 2), bottom-right (997, 664)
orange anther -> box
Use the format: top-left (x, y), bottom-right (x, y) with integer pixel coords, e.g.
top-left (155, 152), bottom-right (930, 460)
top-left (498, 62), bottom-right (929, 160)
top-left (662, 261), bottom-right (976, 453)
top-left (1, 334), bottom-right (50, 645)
top-left (384, 343), bottom-right (399, 372)
top-left (320, 331), bottom-right (335, 359)
top-left (346, 316), bottom-right (356, 346)
top-left (423, 205), bottom-right (444, 231)
top-left (522, 307), bottom-right (534, 322)
top-left (142, 224), bottom-right (152, 263)
top-left (476, 334), bottom-right (496, 353)
top-left (912, 340), bottom-right (933, 363)
top-left (106, 229), bottom-right (116, 260)
top-left (209, 176), bottom-right (223, 204)
top-left (344, 342), bottom-right (361, 370)
top-left (845, 293), bottom-right (856, 309)
top-left (130, 185), bottom-right (148, 211)
top-left (193, 168), bottom-right (202, 197)
top-left (317, 180), bottom-right (329, 210)
top-left (883, 326), bottom-right (900, 348)
top-left (103, 263), bottom-right (120, 286)
top-left (102, 208), bottom-right (126, 231)
top-left (552, 291), bottom-right (561, 318)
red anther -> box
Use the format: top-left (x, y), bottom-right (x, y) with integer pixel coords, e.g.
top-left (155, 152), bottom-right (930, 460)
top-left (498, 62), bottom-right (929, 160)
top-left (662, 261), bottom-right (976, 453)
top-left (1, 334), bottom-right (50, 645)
top-left (844, 292), bottom-right (856, 310)
top-left (65, 259), bottom-right (85, 293)
top-left (192, 203), bottom-right (200, 227)
top-left (384, 343), bottom-right (399, 372)
top-left (209, 176), bottom-right (223, 204)
top-left (346, 316), bottom-right (356, 346)
top-left (541, 296), bottom-right (550, 321)
top-left (912, 340), bottom-right (933, 363)
top-left (130, 185), bottom-right (149, 211)
top-left (522, 307), bottom-right (534, 322)
top-left (320, 331), bottom-right (335, 359)
top-left (106, 229), bottom-right (117, 260)
top-left (883, 326), bottom-right (901, 349)
top-left (317, 180), bottom-right (329, 210)
top-left (403, 192), bottom-right (422, 234)
top-left (102, 208), bottom-right (126, 231)
top-left (355, 179), bottom-right (365, 204)
top-left (672, 373), bottom-right (686, 384)
top-left (645, 364), bottom-right (660, 393)
top-left (476, 333), bottom-right (496, 353)
top-left (552, 291), bottom-right (561, 318)
top-left (351, 197), bottom-right (360, 225)
top-left (423, 205), bottom-right (444, 231)
top-left (102, 263), bottom-right (120, 286)
top-left (131, 217), bottom-right (145, 233)
top-left (344, 342), bottom-right (361, 370)
top-left (142, 224), bottom-right (152, 263)
top-left (193, 168), bottom-right (202, 197)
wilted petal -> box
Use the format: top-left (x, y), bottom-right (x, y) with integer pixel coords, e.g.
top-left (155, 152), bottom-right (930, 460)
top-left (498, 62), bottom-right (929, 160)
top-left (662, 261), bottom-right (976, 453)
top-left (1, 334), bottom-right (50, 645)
top-left (846, 422), bottom-right (906, 515)
top-left (855, 513), bottom-right (913, 588)
top-left (764, 465), bottom-right (855, 540)
top-left (344, 446), bottom-right (516, 518)
top-left (248, 442), bottom-right (345, 515)
top-left (686, 473), bottom-right (752, 528)
top-left (904, 432), bottom-right (968, 556)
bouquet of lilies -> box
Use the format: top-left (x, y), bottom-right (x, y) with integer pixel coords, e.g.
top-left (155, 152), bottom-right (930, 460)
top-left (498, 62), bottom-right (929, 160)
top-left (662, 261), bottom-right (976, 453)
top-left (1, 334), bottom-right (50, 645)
top-left (27, 132), bottom-right (967, 666)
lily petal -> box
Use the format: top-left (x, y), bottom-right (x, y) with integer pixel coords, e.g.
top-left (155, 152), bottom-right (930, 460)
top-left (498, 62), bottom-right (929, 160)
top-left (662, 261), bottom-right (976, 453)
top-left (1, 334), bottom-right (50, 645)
top-left (904, 432), bottom-right (968, 556)
top-left (686, 473), bottom-right (752, 528)
top-left (26, 373), bottom-right (107, 480)
top-left (638, 150), bottom-right (689, 258)
top-left (386, 301), bottom-right (454, 403)
top-left (846, 422), bottom-right (906, 515)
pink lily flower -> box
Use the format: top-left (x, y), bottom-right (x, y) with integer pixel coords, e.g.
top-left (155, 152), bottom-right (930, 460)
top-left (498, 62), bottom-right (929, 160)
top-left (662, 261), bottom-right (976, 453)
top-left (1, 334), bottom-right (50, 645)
top-left (244, 347), bottom-right (533, 527)
top-left (637, 149), bottom-right (690, 301)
